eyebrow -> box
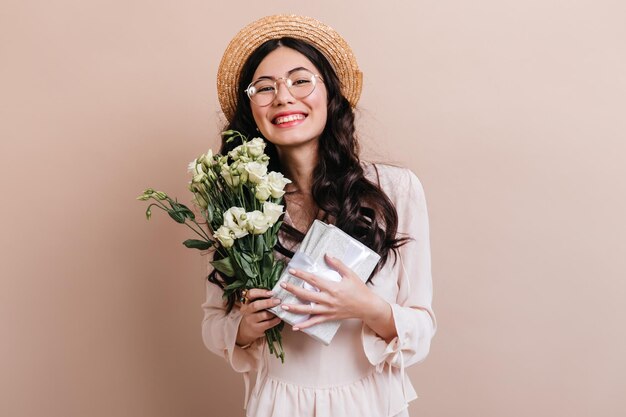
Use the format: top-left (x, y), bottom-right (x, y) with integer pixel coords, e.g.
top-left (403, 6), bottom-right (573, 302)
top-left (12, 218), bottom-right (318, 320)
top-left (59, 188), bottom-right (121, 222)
top-left (254, 66), bottom-right (311, 80)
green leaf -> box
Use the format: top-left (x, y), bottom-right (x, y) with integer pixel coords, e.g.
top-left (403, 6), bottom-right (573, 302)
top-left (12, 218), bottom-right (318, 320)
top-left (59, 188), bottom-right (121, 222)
top-left (211, 257), bottom-right (235, 277)
top-left (167, 210), bottom-right (186, 223)
top-left (262, 253), bottom-right (273, 279)
top-left (170, 202), bottom-right (195, 221)
top-left (240, 260), bottom-right (256, 281)
top-left (206, 204), bottom-right (214, 223)
top-left (240, 252), bottom-right (254, 263)
top-left (223, 279), bottom-right (244, 290)
top-left (269, 261), bottom-right (285, 287)
top-left (255, 235), bottom-right (265, 258)
top-left (183, 239), bottom-right (211, 250)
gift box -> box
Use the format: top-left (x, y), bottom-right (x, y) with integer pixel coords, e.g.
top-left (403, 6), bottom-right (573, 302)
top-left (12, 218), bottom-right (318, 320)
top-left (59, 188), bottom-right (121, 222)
top-left (267, 220), bottom-right (381, 345)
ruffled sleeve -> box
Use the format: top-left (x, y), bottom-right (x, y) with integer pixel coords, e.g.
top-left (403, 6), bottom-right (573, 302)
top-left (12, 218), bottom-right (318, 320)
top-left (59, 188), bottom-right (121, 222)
top-left (201, 278), bottom-right (262, 373)
top-left (361, 168), bottom-right (437, 371)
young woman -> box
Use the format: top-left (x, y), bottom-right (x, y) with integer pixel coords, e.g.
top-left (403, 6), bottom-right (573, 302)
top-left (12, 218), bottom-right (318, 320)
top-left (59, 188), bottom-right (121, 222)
top-left (202, 15), bottom-right (436, 417)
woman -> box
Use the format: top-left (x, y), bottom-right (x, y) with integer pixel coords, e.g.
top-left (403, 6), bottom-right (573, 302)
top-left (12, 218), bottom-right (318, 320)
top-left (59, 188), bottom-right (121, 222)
top-left (202, 15), bottom-right (436, 417)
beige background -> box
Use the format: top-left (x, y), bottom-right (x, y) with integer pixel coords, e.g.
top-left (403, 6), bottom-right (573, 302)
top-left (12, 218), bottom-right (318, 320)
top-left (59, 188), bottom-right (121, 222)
top-left (1, 0), bottom-right (625, 416)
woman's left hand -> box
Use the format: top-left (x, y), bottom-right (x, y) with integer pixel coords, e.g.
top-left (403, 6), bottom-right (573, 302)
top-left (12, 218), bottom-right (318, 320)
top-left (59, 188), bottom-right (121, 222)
top-left (279, 254), bottom-right (378, 330)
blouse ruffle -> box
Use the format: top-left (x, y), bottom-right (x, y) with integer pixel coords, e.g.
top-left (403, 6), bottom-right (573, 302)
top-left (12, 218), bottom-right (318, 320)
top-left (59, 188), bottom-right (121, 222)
top-left (247, 354), bottom-right (416, 417)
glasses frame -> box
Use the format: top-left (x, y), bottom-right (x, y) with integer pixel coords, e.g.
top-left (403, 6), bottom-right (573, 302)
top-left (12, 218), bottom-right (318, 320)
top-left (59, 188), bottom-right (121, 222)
top-left (245, 69), bottom-right (323, 107)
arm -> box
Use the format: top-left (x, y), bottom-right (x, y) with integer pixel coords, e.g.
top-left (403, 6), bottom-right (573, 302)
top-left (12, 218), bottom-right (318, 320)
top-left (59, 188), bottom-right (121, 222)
top-left (361, 170), bottom-right (437, 369)
top-left (200, 279), bottom-right (262, 373)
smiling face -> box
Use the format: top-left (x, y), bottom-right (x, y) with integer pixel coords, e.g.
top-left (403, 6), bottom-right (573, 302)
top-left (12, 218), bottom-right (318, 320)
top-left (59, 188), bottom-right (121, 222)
top-left (250, 47), bottom-right (328, 151)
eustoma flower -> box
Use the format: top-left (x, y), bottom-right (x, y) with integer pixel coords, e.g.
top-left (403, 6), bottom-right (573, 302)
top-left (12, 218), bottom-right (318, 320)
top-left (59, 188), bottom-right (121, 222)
top-left (139, 131), bottom-right (291, 362)
top-left (267, 172), bottom-right (291, 198)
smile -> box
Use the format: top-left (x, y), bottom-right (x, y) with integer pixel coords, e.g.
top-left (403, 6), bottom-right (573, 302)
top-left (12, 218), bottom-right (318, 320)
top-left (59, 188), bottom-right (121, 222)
top-left (272, 113), bottom-right (307, 125)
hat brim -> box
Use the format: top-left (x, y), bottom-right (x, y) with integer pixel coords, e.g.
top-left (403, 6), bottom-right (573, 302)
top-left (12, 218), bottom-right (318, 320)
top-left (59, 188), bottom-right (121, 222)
top-left (217, 14), bottom-right (362, 122)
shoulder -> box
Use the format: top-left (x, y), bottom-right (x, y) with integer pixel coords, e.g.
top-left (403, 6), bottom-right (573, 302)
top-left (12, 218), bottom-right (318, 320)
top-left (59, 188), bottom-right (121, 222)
top-left (362, 162), bottom-right (425, 203)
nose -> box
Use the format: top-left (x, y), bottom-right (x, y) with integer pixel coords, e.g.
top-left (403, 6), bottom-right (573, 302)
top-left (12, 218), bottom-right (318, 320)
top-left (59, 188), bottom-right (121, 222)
top-left (273, 78), bottom-right (295, 105)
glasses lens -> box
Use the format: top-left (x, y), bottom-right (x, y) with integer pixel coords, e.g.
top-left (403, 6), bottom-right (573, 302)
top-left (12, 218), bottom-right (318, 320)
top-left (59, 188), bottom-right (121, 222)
top-left (248, 79), bottom-right (276, 106)
top-left (247, 70), bottom-right (318, 106)
top-left (287, 70), bottom-right (316, 99)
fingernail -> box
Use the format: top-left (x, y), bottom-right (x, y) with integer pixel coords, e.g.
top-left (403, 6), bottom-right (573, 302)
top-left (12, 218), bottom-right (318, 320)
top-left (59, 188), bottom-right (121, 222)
top-left (273, 299), bottom-right (281, 305)
top-left (292, 327), bottom-right (300, 331)
top-left (280, 283), bottom-right (287, 289)
top-left (281, 305), bottom-right (290, 310)
top-left (266, 291), bottom-right (274, 296)
top-left (288, 268), bottom-right (296, 275)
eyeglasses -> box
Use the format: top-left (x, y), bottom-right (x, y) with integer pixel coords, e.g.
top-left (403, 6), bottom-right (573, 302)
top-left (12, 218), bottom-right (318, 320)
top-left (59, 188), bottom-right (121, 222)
top-left (245, 68), bottom-right (322, 107)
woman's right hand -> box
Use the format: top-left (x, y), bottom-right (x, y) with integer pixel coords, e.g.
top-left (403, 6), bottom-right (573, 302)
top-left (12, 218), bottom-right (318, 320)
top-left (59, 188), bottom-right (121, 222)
top-left (235, 289), bottom-right (282, 347)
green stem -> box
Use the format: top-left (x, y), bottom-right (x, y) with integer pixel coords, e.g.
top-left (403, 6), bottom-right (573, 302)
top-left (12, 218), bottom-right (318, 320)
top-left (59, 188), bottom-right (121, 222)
top-left (189, 218), bottom-right (212, 241)
top-left (151, 198), bottom-right (212, 242)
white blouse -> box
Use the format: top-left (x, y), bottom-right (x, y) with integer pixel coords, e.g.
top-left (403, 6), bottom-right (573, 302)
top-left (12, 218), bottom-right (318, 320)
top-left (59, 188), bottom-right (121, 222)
top-left (201, 163), bottom-right (436, 417)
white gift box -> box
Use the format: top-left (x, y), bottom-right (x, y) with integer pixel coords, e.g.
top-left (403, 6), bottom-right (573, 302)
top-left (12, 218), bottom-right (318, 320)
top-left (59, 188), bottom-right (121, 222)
top-left (267, 220), bottom-right (381, 345)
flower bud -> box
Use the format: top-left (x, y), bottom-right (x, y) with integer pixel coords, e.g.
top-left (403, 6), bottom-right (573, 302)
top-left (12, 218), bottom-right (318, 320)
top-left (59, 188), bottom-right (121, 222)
top-left (254, 183), bottom-right (271, 201)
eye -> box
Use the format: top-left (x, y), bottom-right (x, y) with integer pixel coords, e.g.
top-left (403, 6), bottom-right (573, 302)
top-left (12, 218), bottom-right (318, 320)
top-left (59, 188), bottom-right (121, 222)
top-left (251, 80), bottom-right (276, 94)
top-left (291, 78), bottom-right (312, 86)
top-left (257, 85), bottom-right (276, 93)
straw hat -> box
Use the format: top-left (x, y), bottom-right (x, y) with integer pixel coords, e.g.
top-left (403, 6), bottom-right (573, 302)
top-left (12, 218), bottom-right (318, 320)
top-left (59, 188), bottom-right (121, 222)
top-left (217, 14), bottom-right (363, 122)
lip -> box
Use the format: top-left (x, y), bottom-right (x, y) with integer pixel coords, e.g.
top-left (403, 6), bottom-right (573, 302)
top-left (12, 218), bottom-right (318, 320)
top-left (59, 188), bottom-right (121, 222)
top-left (271, 111), bottom-right (308, 127)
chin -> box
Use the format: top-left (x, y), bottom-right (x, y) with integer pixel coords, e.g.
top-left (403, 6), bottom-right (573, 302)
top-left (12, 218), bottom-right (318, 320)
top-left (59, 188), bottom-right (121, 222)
top-left (265, 131), bottom-right (321, 149)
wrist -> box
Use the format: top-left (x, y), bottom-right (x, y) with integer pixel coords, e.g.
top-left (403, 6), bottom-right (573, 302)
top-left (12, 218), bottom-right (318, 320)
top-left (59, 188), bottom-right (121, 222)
top-left (236, 340), bottom-right (253, 349)
top-left (361, 292), bottom-right (390, 324)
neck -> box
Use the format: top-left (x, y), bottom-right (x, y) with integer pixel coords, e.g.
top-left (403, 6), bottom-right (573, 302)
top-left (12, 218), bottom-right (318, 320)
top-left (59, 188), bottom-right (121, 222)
top-left (276, 141), bottom-right (318, 194)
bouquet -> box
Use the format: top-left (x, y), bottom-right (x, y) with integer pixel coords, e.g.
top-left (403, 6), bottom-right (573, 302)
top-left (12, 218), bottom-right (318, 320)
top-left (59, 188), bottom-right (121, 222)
top-left (137, 131), bottom-right (291, 361)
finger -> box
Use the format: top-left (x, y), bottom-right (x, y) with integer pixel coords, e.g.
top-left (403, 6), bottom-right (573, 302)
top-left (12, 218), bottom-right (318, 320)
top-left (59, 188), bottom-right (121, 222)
top-left (253, 310), bottom-right (278, 322)
top-left (287, 268), bottom-right (330, 291)
top-left (324, 254), bottom-right (355, 278)
top-left (292, 314), bottom-right (327, 331)
top-left (280, 302), bottom-right (328, 316)
top-left (280, 280), bottom-right (326, 303)
top-left (262, 316), bottom-right (282, 330)
top-left (247, 288), bottom-right (274, 301)
top-left (249, 297), bottom-right (281, 312)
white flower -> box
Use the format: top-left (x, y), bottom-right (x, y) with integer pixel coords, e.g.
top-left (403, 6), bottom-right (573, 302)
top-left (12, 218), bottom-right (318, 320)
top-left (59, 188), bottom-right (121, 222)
top-left (245, 210), bottom-right (271, 235)
top-left (199, 149), bottom-right (214, 168)
top-left (254, 182), bottom-right (271, 201)
top-left (220, 165), bottom-right (240, 187)
top-left (244, 161), bottom-right (268, 184)
top-left (257, 154), bottom-right (270, 166)
top-left (187, 159), bottom-right (198, 173)
top-left (193, 172), bottom-right (207, 183)
top-left (228, 145), bottom-right (252, 163)
top-left (188, 159), bottom-right (206, 177)
top-left (247, 138), bottom-right (266, 158)
top-left (223, 207), bottom-right (248, 238)
top-left (263, 202), bottom-right (284, 225)
top-left (228, 145), bottom-right (243, 161)
top-left (194, 193), bottom-right (208, 209)
top-left (267, 171), bottom-right (292, 198)
top-left (213, 226), bottom-right (234, 248)
top-left (231, 160), bottom-right (248, 183)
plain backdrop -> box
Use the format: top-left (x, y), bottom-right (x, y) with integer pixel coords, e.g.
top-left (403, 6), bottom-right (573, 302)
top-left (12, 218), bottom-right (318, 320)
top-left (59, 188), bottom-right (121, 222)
top-left (1, 1), bottom-right (625, 416)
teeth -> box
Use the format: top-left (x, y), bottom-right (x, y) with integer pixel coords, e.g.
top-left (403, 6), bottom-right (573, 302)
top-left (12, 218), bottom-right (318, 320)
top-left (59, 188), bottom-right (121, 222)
top-left (275, 114), bottom-right (305, 125)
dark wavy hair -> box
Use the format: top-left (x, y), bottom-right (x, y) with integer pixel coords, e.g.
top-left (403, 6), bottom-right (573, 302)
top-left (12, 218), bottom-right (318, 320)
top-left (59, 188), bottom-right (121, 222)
top-left (210, 37), bottom-right (409, 311)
